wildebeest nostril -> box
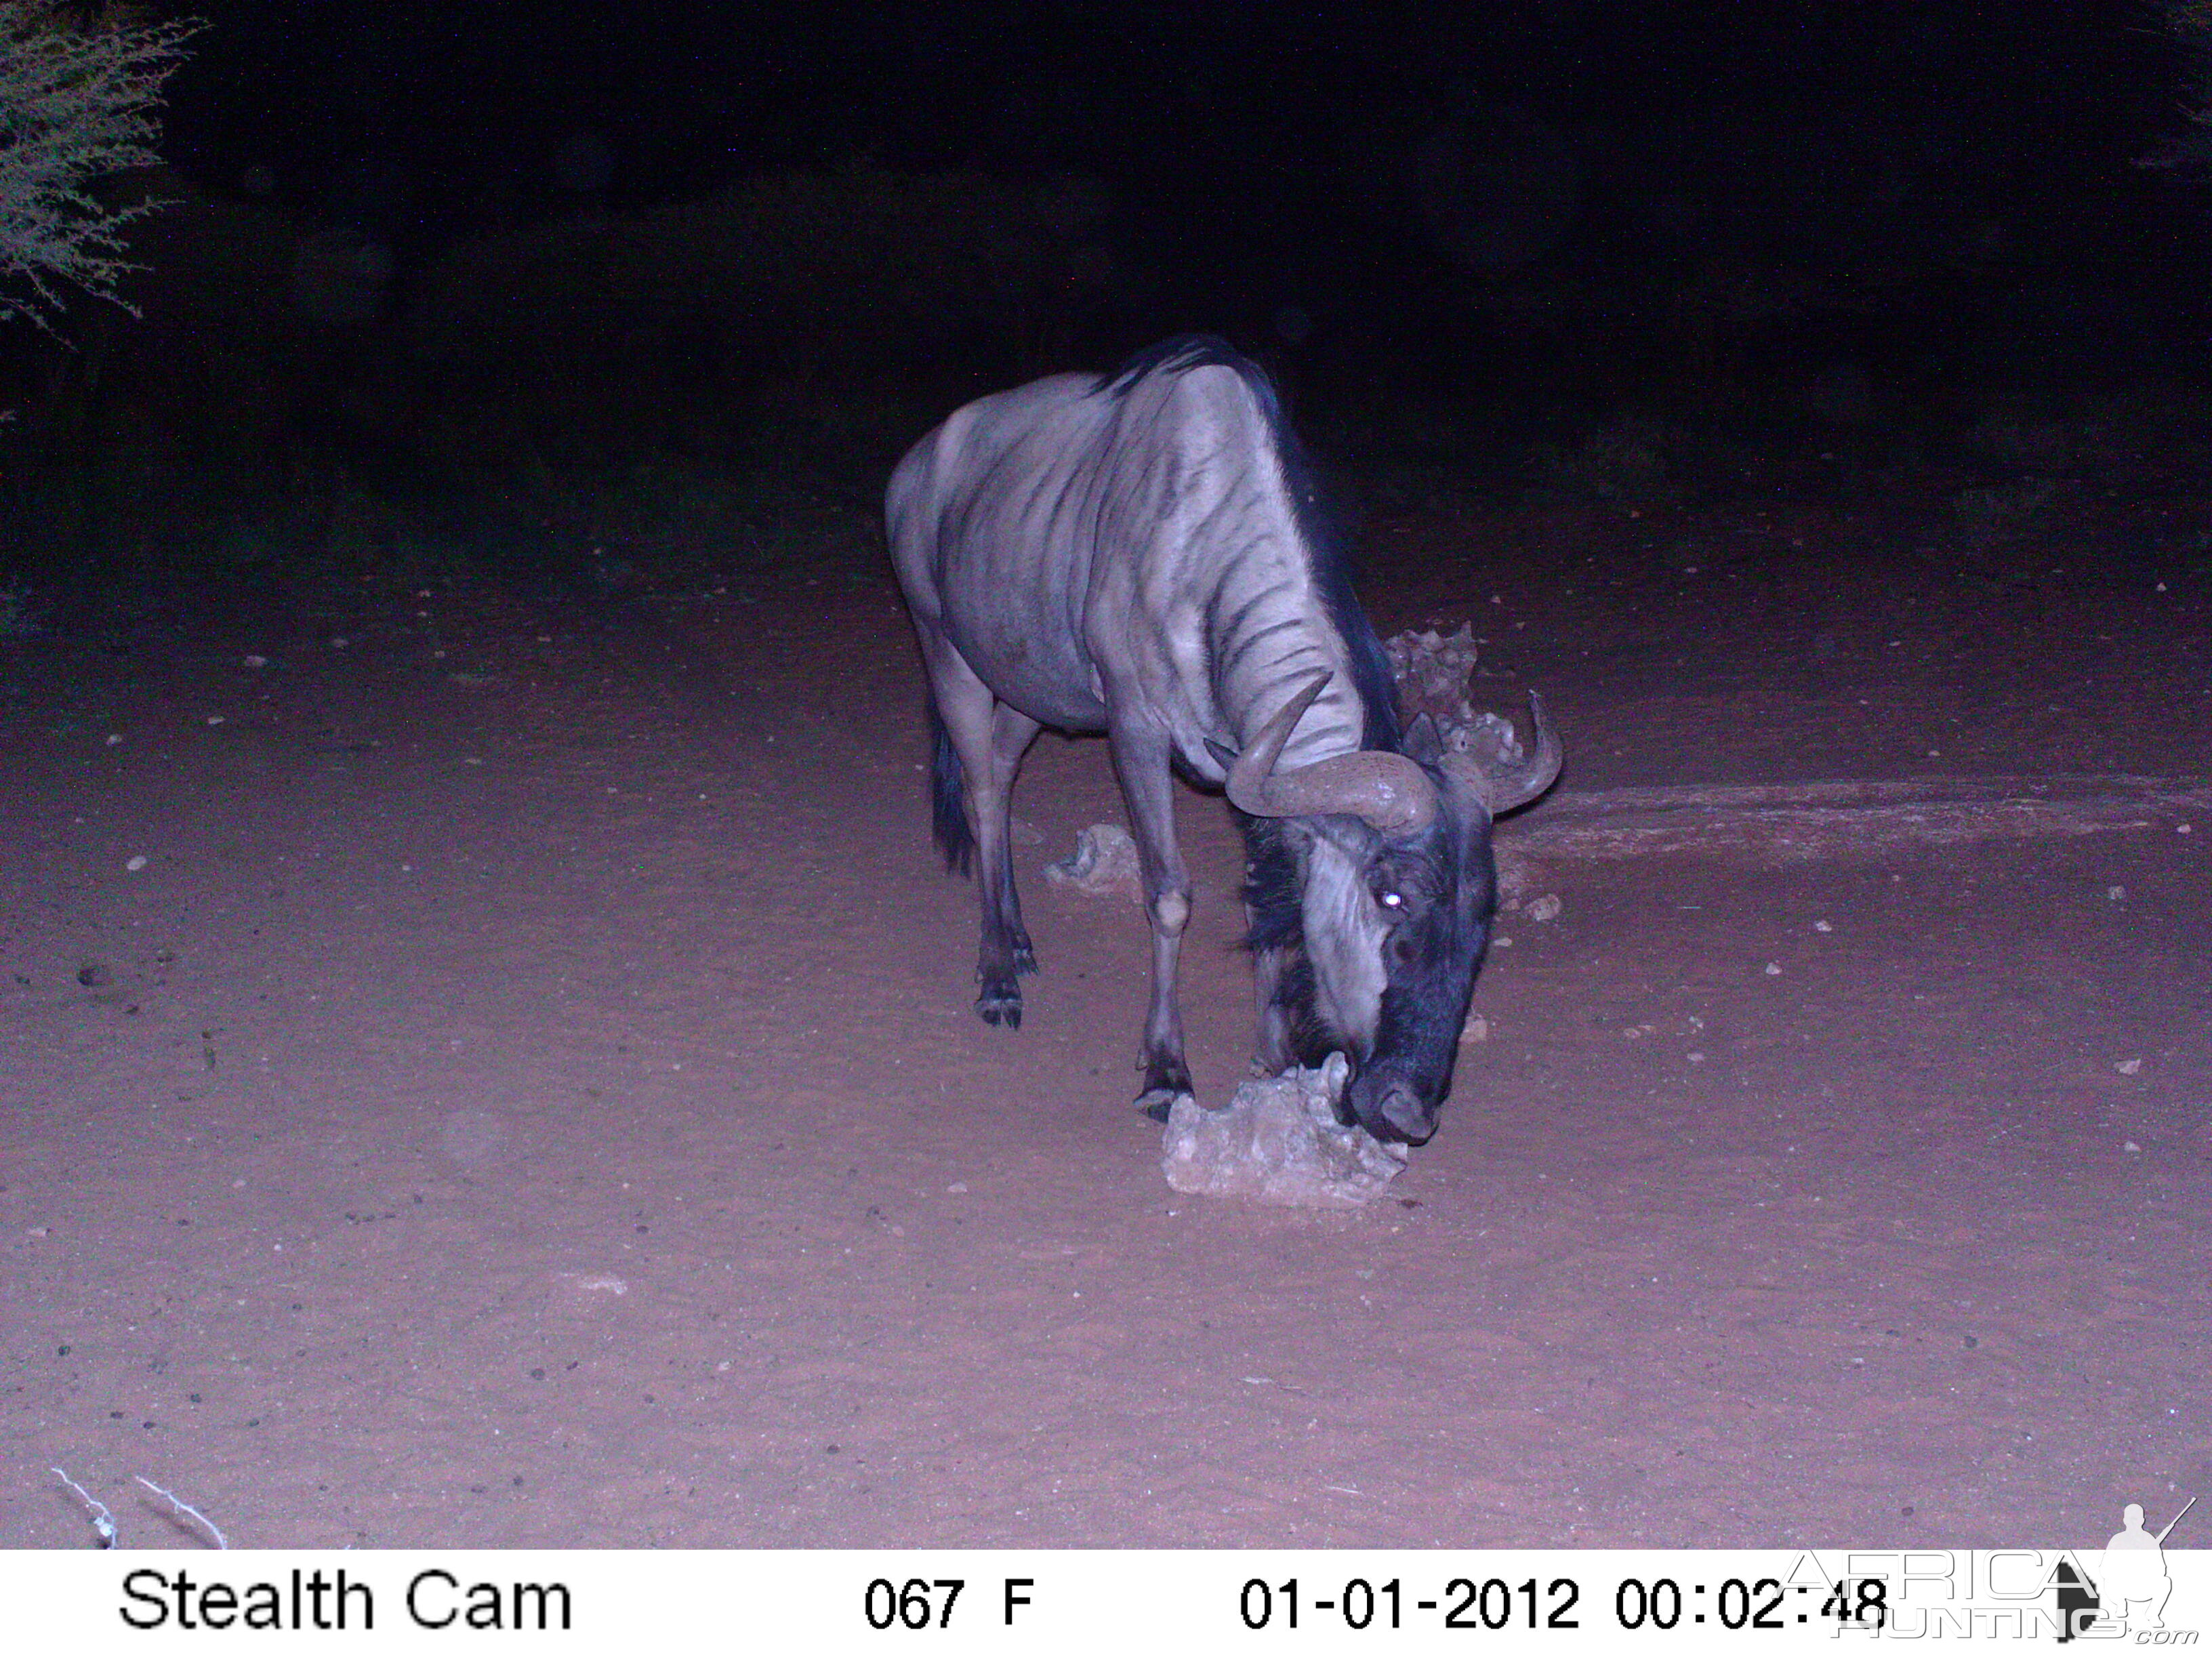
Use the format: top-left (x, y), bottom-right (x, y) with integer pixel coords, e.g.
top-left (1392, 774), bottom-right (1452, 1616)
top-left (1371, 1084), bottom-right (1437, 1146)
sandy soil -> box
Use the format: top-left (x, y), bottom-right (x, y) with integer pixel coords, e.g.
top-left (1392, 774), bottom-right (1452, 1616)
top-left (3, 472), bottom-right (2207, 1549)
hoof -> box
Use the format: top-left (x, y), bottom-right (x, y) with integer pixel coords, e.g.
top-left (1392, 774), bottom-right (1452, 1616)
top-left (976, 983), bottom-right (1023, 1029)
top-left (1136, 1086), bottom-right (1195, 1124)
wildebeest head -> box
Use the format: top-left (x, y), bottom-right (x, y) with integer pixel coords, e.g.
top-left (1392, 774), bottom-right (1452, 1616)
top-left (1230, 674), bottom-right (1561, 1145)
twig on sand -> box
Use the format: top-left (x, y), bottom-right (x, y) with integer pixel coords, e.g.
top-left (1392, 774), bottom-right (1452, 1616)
top-left (135, 1475), bottom-right (229, 1550)
top-left (52, 1467), bottom-right (116, 1548)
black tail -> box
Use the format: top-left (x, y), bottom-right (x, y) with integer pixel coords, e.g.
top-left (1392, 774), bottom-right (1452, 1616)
top-left (928, 699), bottom-right (975, 875)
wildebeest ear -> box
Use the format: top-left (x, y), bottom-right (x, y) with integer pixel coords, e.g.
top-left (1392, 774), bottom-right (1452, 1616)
top-left (1400, 713), bottom-right (1444, 766)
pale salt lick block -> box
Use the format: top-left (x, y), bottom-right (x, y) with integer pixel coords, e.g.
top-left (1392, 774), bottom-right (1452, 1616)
top-left (1161, 1052), bottom-right (1408, 1210)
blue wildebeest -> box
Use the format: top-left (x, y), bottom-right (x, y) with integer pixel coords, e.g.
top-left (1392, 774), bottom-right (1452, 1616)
top-left (886, 336), bottom-right (1561, 1143)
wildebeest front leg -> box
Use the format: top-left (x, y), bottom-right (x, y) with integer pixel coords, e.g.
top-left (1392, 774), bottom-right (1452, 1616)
top-left (1110, 726), bottom-right (1195, 1119)
top-left (1250, 937), bottom-right (1298, 1074)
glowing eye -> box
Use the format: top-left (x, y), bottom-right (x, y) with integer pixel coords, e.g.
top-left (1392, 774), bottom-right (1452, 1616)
top-left (1380, 890), bottom-right (1403, 909)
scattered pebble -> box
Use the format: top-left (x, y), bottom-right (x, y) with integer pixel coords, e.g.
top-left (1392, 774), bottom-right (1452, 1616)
top-left (1764, 961), bottom-right (1782, 976)
top-left (125, 855), bottom-right (148, 872)
top-left (2123, 1141), bottom-right (2142, 1153)
top-left (105, 735), bottom-right (121, 746)
top-left (1813, 920), bottom-right (1832, 932)
top-left (946, 1181), bottom-right (968, 1194)
top-left (554, 1273), bottom-right (628, 1298)
top-left (241, 655), bottom-right (268, 669)
top-left (330, 636), bottom-right (350, 649)
top-left (1045, 823), bottom-right (1143, 901)
top-left (1459, 1015), bottom-right (1488, 1045)
top-left (2116, 1059), bottom-right (2142, 1076)
top-left (2179, 823), bottom-right (2194, 836)
top-left (1492, 935), bottom-right (1513, 949)
top-left (1525, 893), bottom-right (1562, 923)
top-left (2108, 886), bottom-right (2127, 901)
top-left (1687, 1052), bottom-right (1706, 1063)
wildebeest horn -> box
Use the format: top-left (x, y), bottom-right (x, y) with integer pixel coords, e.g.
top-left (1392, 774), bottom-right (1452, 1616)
top-left (1225, 672), bottom-right (1441, 832)
top-left (1441, 692), bottom-right (1563, 815)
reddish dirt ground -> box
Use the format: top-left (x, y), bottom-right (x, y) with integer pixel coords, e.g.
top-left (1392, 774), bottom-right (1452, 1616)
top-left (3, 476), bottom-right (2207, 1550)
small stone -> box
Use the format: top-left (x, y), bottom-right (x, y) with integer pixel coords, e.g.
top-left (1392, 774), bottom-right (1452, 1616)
top-left (242, 655), bottom-right (268, 669)
top-left (125, 854), bottom-right (148, 872)
top-left (1459, 1015), bottom-right (1488, 1045)
top-left (2108, 886), bottom-right (2126, 901)
top-left (1045, 823), bottom-right (1143, 901)
top-left (1813, 920), bottom-right (1832, 933)
top-left (1525, 893), bottom-right (1562, 923)
top-left (946, 1181), bottom-right (968, 1194)
top-left (1764, 961), bottom-right (1782, 976)
top-left (2116, 1059), bottom-right (2142, 1076)
top-left (2123, 1141), bottom-right (2142, 1153)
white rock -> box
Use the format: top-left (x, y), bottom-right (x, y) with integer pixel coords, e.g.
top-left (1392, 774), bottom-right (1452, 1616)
top-left (1526, 893), bottom-right (1562, 923)
top-left (1161, 1054), bottom-right (1407, 1210)
top-left (1045, 823), bottom-right (1143, 901)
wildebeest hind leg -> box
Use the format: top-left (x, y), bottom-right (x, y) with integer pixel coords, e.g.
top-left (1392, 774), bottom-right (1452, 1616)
top-left (924, 646), bottom-right (1033, 1028)
top-left (987, 703), bottom-right (1043, 977)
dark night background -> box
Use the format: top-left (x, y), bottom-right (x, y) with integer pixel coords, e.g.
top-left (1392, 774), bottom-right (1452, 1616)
top-left (7, 3), bottom-right (2212, 1554)
top-left (2, 0), bottom-right (2208, 604)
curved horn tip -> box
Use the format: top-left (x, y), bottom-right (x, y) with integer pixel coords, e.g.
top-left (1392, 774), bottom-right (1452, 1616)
top-left (1225, 672), bottom-right (1335, 815)
top-left (1437, 690), bottom-right (1562, 816)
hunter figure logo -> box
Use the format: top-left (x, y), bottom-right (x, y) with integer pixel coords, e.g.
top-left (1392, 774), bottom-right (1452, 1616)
top-left (2060, 1496), bottom-right (2195, 1640)
top-left (2098, 1498), bottom-right (2193, 1634)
